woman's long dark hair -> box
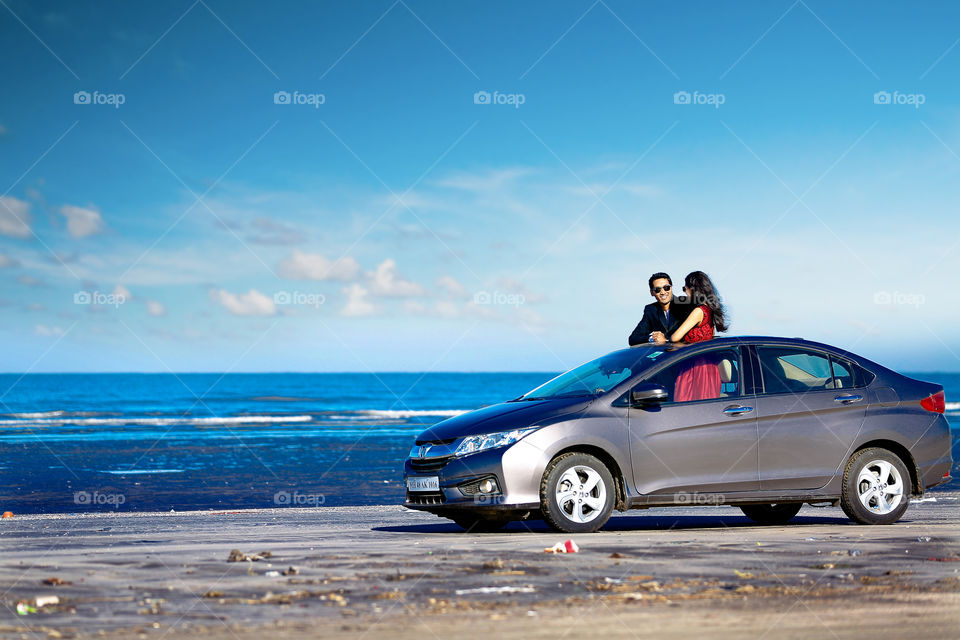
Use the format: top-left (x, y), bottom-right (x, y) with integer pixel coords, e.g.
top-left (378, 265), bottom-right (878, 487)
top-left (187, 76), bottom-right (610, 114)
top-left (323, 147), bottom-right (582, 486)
top-left (684, 271), bottom-right (728, 333)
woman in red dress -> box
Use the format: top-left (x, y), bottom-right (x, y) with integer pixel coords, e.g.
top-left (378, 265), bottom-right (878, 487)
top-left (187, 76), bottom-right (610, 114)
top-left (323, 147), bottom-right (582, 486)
top-left (664, 271), bottom-right (729, 402)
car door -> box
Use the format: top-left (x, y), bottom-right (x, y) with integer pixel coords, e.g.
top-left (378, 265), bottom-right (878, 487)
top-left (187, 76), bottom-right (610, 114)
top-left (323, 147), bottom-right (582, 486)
top-left (752, 345), bottom-right (867, 490)
top-left (627, 346), bottom-right (760, 496)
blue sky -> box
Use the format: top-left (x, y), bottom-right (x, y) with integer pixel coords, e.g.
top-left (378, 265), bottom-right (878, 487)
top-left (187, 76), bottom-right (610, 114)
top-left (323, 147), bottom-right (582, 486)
top-left (1, 0), bottom-right (959, 372)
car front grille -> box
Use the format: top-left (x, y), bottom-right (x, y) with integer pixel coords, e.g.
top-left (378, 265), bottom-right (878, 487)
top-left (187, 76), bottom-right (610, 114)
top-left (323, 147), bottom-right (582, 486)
top-left (410, 456), bottom-right (453, 472)
top-left (406, 491), bottom-right (445, 505)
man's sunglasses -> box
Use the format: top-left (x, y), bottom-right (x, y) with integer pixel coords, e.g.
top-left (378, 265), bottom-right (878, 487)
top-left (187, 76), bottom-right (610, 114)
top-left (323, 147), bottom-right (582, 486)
top-left (651, 285), bottom-right (671, 294)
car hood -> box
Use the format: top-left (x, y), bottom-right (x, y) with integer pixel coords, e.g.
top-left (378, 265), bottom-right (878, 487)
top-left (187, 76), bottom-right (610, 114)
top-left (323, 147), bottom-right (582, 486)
top-left (415, 396), bottom-right (593, 443)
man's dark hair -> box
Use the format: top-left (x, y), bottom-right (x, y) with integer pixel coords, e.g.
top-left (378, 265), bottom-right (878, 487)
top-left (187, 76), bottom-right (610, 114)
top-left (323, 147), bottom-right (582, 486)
top-left (648, 272), bottom-right (671, 291)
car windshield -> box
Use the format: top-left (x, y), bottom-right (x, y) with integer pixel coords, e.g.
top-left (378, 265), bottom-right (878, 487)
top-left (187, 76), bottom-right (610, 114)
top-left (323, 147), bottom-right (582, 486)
top-left (516, 346), bottom-right (676, 401)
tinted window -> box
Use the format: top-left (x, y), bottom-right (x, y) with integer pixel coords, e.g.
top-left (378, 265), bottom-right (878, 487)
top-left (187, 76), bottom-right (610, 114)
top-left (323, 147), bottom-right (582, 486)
top-left (831, 358), bottom-right (854, 389)
top-left (642, 348), bottom-right (741, 403)
top-left (758, 347), bottom-right (840, 394)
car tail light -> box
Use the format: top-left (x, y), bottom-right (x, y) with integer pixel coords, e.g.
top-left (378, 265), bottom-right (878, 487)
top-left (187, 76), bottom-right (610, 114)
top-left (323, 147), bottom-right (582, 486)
top-left (920, 390), bottom-right (945, 413)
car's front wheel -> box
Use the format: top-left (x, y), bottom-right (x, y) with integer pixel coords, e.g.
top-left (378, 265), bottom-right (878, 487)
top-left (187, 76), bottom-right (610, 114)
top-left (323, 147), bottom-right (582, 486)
top-left (540, 452), bottom-right (615, 533)
top-left (739, 503), bottom-right (802, 525)
top-left (840, 447), bottom-right (911, 525)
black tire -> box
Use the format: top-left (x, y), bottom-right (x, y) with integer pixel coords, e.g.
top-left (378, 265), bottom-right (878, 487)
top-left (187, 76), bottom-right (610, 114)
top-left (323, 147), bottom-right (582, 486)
top-left (451, 515), bottom-right (510, 532)
top-left (540, 452), bottom-right (615, 533)
top-left (739, 503), bottom-right (803, 525)
top-left (840, 447), bottom-right (911, 525)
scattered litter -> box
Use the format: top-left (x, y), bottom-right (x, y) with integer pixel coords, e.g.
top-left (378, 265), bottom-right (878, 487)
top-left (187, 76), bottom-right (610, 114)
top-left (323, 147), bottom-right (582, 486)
top-left (227, 549), bottom-right (273, 562)
top-left (2, 511), bottom-right (13, 518)
top-left (455, 585), bottom-right (535, 595)
top-left (264, 571), bottom-right (281, 577)
top-left (849, 549), bottom-right (862, 557)
top-left (734, 570), bottom-right (754, 579)
top-left (282, 566), bottom-right (299, 576)
top-left (609, 552), bottom-right (625, 559)
top-left (916, 536), bottom-right (932, 542)
top-left (925, 557), bottom-right (960, 562)
top-left (42, 577), bottom-right (72, 586)
top-left (805, 537), bottom-right (820, 541)
top-left (604, 577), bottom-right (624, 584)
top-left (17, 595), bottom-right (59, 614)
top-left (544, 539), bottom-right (579, 553)
top-left (912, 497), bottom-right (937, 504)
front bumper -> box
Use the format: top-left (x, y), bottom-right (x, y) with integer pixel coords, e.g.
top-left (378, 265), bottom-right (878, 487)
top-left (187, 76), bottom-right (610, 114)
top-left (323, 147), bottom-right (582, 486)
top-left (402, 440), bottom-right (544, 516)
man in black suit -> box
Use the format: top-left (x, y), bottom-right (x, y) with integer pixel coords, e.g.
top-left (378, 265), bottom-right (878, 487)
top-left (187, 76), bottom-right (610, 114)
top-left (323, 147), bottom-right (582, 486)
top-left (628, 272), bottom-right (692, 346)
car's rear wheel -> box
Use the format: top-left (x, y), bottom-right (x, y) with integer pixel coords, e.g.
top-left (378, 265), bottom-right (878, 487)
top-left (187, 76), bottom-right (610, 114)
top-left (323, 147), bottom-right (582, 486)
top-left (451, 515), bottom-right (510, 532)
top-left (840, 447), bottom-right (911, 525)
top-left (739, 503), bottom-right (802, 525)
top-left (540, 452), bottom-right (615, 533)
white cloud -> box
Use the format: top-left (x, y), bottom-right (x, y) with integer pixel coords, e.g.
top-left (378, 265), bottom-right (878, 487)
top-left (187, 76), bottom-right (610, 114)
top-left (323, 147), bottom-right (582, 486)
top-left (369, 259), bottom-right (424, 297)
top-left (247, 217), bottom-right (304, 245)
top-left (340, 283), bottom-right (376, 317)
top-left (435, 167), bottom-right (535, 192)
top-left (209, 288), bottom-right (276, 316)
top-left (0, 253), bottom-right (19, 268)
top-left (495, 276), bottom-right (545, 303)
top-left (60, 205), bottom-right (105, 238)
top-left (18, 274), bottom-right (46, 287)
top-left (278, 249), bottom-right (360, 281)
top-left (34, 324), bottom-right (64, 337)
top-left (434, 300), bottom-right (460, 318)
top-left (436, 275), bottom-right (466, 297)
top-left (0, 196), bottom-right (32, 238)
top-left (146, 300), bottom-right (167, 317)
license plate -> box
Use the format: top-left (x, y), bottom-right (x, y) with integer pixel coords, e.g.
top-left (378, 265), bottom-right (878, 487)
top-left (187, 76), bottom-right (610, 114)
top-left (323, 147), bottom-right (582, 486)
top-left (406, 476), bottom-right (439, 492)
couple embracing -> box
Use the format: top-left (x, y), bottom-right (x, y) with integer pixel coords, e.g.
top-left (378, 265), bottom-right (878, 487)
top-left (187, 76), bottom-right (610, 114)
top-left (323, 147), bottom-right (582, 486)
top-left (627, 270), bottom-right (729, 402)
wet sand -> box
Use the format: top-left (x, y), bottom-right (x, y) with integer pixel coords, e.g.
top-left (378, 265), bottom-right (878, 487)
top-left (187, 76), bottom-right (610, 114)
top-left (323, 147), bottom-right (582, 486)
top-left (2, 492), bottom-right (958, 638)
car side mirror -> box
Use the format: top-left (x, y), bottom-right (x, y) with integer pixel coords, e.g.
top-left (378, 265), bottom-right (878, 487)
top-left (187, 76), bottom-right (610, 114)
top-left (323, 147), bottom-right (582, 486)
top-left (631, 383), bottom-right (668, 406)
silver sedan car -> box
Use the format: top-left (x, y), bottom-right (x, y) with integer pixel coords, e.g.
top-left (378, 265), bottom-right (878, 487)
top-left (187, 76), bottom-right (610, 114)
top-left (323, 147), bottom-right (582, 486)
top-left (403, 337), bottom-right (953, 533)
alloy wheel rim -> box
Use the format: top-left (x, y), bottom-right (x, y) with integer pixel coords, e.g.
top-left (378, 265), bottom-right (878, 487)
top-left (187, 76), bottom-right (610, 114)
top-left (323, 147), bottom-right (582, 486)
top-left (856, 459), bottom-right (904, 515)
top-left (555, 465), bottom-right (606, 523)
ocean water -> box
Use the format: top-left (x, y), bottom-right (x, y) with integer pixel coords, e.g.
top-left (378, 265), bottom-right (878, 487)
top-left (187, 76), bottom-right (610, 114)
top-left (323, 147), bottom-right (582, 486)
top-left (0, 372), bottom-right (957, 514)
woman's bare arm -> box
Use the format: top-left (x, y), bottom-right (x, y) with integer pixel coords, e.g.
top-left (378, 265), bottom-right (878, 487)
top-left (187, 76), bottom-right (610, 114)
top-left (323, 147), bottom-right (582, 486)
top-left (669, 306), bottom-right (704, 342)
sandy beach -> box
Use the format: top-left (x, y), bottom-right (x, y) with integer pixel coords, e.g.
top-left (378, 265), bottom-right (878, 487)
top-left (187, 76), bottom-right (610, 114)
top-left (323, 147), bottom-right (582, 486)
top-left (2, 492), bottom-right (959, 638)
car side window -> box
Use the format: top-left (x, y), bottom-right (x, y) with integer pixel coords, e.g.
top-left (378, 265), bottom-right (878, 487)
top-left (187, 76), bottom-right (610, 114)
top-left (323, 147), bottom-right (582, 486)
top-left (830, 358), bottom-right (854, 389)
top-left (643, 348), bottom-right (741, 404)
top-left (758, 347), bottom-right (837, 394)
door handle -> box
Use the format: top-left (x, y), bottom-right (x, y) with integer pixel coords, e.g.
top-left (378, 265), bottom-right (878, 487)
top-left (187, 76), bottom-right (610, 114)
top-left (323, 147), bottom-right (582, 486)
top-left (834, 394), bottom-right (863, 404)
top-left (723, 405), bottom-right (754, 415)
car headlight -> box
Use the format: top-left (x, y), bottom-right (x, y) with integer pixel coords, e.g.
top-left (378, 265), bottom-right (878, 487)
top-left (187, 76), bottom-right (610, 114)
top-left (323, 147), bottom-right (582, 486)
top-left (454, 428), bottom-right (538, 457)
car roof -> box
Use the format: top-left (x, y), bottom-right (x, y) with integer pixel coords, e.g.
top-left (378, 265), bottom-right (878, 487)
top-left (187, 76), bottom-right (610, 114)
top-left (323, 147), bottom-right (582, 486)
top-left (626, 335), bottom-right (869, 362)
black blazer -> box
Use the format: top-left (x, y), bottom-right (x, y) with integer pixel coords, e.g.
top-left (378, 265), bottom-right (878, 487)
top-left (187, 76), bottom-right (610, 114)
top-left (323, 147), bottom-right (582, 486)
top-left (628, 298), bottom-right (693, 346)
